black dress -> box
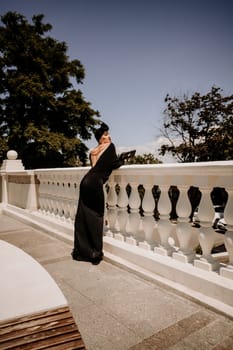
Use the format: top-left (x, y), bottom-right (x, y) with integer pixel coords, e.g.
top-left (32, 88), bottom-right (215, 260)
top-left (72, 143), bottom-right (123, 264)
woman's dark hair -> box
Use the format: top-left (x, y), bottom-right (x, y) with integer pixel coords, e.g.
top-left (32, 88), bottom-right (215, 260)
top-left (94, 122), bottom-right (109, 142)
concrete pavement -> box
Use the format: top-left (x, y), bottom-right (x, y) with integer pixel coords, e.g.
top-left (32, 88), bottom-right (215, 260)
top-left (0, 214), bottom-right (233, 350)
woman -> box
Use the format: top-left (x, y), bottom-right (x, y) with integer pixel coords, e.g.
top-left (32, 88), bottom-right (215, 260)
top-left (72, 122), bottom-right (126, 265)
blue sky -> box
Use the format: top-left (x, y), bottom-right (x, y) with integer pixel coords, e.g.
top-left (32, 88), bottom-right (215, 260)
top-left (1, 0), bottom-right (233, 161)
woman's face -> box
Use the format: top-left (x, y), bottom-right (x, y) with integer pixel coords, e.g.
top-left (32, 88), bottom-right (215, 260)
top-left (99, 131), bottom-right (111, 144)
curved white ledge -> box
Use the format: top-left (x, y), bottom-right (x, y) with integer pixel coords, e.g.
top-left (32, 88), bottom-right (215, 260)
top-left (0, 240), bottom-right (67, 321)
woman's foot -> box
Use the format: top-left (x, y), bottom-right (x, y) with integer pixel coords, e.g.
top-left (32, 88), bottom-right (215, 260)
top-left (91, 256), bottom-right (103, 265)
top-left (71, 249), bottom-right (103, 264)
top-left (91, 251), bottom-right (103, 265)
top-left (71, 250), bottom-right (91, 262)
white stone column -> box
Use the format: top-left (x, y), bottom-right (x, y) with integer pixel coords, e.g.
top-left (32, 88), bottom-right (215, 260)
top-left (220, 187), bottom-right (233, 279)
top-left (36, 173), bottom-right (45, 213)
top-left (194, 187), bottom-right (219, 271)
top-left (103, 184), bottom-right (108, 234)
top-left (56, 174), bottom-right (66, 220)
top-left (115, 179), bottom-right (129, 241)
top-left (155, 184), bottom-right (175, 256)
top-left (139, 183), bottom-right (156, 251)
top-left (126, 182), bottom-right (141, 245)
top-left (173, 185), bottom-right (198, 263)
top-left (51, 177), bottom-right (59, 217)
top-left (105, 180), bottom-right (118, 237)
top-left (62, 176), bottom-right (72, 221)
top-left (65, 174), bottom-right (77, 222)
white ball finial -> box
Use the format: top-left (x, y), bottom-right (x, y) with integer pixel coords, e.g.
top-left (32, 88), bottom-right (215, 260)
top-left (7, 150), bottom-right (18, 160)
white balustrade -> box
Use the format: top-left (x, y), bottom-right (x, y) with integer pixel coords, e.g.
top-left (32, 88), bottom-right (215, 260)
top-left (3, 160), bottom-right (233, 317)
top-left (36, 169), bottom-right (85, 221)
top-left (2, 161), bottom-right (233, 281)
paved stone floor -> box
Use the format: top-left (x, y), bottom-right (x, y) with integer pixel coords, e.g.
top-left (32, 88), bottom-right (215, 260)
top-left (0, 214), bottom-right (233, 350)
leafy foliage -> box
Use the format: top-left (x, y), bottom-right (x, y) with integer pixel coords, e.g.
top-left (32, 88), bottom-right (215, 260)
top-left (127, 153), bottom-right (162, 164)
top-left (159, 86), bottom-right (233, 162)
top-left (0, 12), bottom-right (100, 168)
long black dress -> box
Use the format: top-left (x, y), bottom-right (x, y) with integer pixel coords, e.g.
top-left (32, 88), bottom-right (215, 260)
top-left (72, 143), bottom-right (123, 264)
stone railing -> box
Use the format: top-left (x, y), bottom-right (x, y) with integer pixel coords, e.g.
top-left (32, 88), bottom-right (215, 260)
top-left (1, 158), bottom-right (233, 315)
top-left (35, 164), bottom-right (231, 262)
top-left (1, 161), bottom-right (233, 273)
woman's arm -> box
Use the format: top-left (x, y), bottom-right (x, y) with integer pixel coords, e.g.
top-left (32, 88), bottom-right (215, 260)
top-left (110, 144), bottom-right (125, 170)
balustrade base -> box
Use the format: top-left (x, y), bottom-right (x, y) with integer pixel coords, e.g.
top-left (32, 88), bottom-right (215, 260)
top-left (103, 236), bottom-right (233, 318)
top-left (125, 236), bottom-right (137, 246)
top-left (138, 241), bottom-right (152, 251)
top-left (194, 258), bottom-right (220, 272)
top-left (114, 233), bottom-right (125, 242)
top-left (154, 246), bottom-right (175, 257)
top-left (172, 251), bottom-right (195, 263)
top-left (220, 266), bottom-right (233, 280)
top-left (105, 231), bottom-right (114, 238)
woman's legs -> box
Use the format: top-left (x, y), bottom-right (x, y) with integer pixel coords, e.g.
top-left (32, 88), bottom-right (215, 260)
top-left (73, 199), bottom-right (104, 264)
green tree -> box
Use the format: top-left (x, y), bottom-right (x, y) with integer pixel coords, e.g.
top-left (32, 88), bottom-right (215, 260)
top-left (0, 12), bottom-right (100, 168)
top-left (159, 86), bottom-right (233, 162)
top-left (127, 153), bottom-right (162, 164)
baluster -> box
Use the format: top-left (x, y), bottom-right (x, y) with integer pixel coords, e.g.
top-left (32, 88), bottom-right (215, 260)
top-left (220, 187), bottom-right (233, 279)
top-left (73, 177), bottom-right (80, 219)
top-left (44, 175), bottom-right (50, 214)
top-left (49, 173), bottom-right (71, 221)
top-left (38, 175), bottom-right (43, 212)
top-left (105, 180), bottom-right (118, 237)
top-left (103, 184), bottom-right (108, 234)
top-left (224, 188), bottom-right (233, 230)
top-left (60, 175), bottom-right (68, 220)
top-left (173, 185), bottom-right (198, 263)
top-left (61, 182), bottom-right (67, 220)
top-left (59, 176), bottom-right (67, 220)
top-left (47, 175), bottom-right (54, 215)
top-left (46, 175), bottom-right (54, 216)
top-left (37, 174), bottom-right (45, 213)
top-left (50, 180), bottom-right (57, 217)
top-left (63, 176), bottom-right (71, 221)
top-left (155, 185), bottom-right (175, 256)
top-left (46, 180), bottom-right (52, 215)
top-left (66, 177), bottom-right (75, 222)
top-left (62, 179), bottom-right (70, 221)
top-left (56, 179), bottom-right (64, 220)
top-left (115, 180), bottom-right (129, 241)
top-left (139, 183), bottom-right (156, 251)
top-left (69, 181), bottom-right (77, 221)
top-left (194, 187), bottom-right (219, 271)
top-left (126, 182), bottom-right (141, 245)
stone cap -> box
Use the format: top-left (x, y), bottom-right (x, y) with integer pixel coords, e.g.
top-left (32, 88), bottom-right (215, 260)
top-left (0, 150), bottom-right (25, 172)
